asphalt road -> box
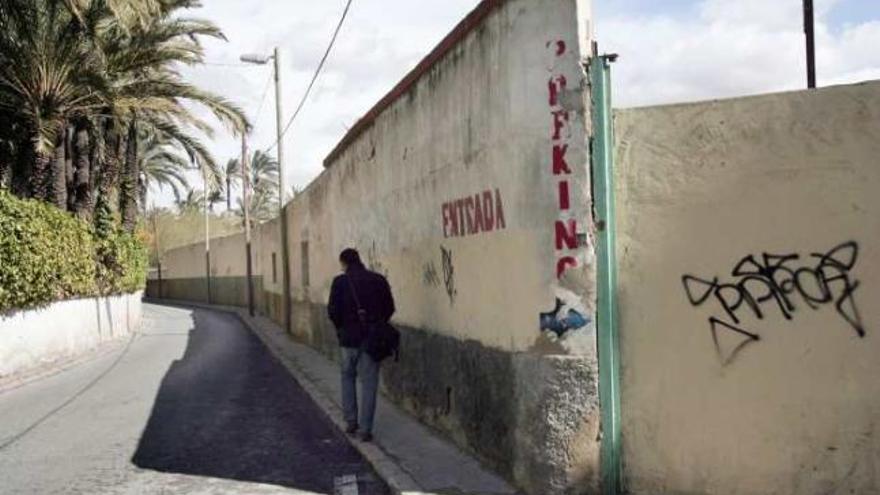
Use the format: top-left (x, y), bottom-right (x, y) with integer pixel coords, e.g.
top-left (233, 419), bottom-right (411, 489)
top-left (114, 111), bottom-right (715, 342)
top-left (0, 303), bottom-right (388, 495)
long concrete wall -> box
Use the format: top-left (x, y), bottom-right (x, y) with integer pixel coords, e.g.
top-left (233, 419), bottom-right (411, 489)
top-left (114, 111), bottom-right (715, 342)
top-left (150, 232), bottom-right (264, 309)
top-left (615, 81), bottom-right (880, 494)
top-left (149, 2), bottom-right (600, 493)
top-left (0, 292), bottom-right (143, 379)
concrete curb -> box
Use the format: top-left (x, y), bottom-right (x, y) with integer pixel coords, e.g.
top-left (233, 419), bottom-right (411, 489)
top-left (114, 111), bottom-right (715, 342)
top-left (146, 299), bottom-right (426, 495)
top-left (238, 314), bottom-right (426, 495)
top-left (0, 338), bottom-right (128, 396)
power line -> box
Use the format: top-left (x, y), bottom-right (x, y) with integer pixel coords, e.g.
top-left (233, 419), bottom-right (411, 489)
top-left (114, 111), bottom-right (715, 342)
top-left (251, 72), bottom-right (274, 127)
top-left (202, 62), bottom-right (256, 68)
top-left (264, 0), bottom-right (354, 153)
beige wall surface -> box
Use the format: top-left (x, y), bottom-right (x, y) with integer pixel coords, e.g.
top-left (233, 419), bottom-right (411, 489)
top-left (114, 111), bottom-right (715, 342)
top-left (283, 0), bottom-right (597, 354)
top-left (615, 81), bottom-right (880, 495)
top-left (155, 0), bottom-right (597, 354)
top-left (162, 231), bottom-right (248, 280)
top-left (151, 2), bottom-right (603, 492)
top-left (153, 0), bottom-right (597, 354)
top-left (256, 216), bottom-right (282, 296)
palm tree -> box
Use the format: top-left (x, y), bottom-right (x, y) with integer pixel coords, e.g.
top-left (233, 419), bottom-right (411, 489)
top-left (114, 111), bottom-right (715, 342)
top-left (0, 0), bottom-right (105, 206)
top-left (206, 187), bottom-right (223, 212)
top-left (222, 158), bottom-right (240, 211)
top-left (98, 4), bottom-right (247, 231)
top-left (232, 149), bottom-right (279, 225)
top-left (0, 0), bottom-right (248, 232)
top-left (249, 150), bottom-right (279, 201)
top-left (137, 132), bottom-right (191, 210)
top-left (175, 188), bottom-right (204, 214)
top-left (233, 189), bottom-right (272, 225)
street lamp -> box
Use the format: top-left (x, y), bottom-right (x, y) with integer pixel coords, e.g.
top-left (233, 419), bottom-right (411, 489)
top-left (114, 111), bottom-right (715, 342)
top-left (241, 130), bottom-right (254, 316)
top-left (240, 54), bottom-right (271, 65)
top-left (241, 48), bottom-right (292, 332)
top-left (196, 155), bottom-right (212, 305)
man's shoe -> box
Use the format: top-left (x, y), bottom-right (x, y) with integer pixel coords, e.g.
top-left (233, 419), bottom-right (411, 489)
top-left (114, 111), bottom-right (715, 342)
top-left (359, 432), bottom-right (373, 442)
top-left (345, 424), bottom-right (358, 435)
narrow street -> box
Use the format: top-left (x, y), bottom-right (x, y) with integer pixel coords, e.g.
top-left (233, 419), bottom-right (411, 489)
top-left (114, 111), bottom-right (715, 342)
top-left (0, 304), bottom-right (388, 495)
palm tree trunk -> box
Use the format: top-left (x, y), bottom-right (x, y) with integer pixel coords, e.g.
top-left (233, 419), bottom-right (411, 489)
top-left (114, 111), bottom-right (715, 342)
top-left (139, 175), bottom-right (147, 216)
top-left (50, 128), bottom-right (68, 210)
top-left (0, 150), bottom-right (9, 190)
top-left (72, 122), bottom-right (93, 219)
top-left (12, 141), bottom-right (32, 198)
top-left (88, 129), bottom-right (100, 200)
top-left (226, 177), bottom-right (231, 210)
top-left (95, 122), bottom-right (122, 233)
top-left (65, 129), bottom-right (75, 211)
top-left (30, 150), bottom-right (51, 202)
top-left (121, 120), bottom-right (139, 232)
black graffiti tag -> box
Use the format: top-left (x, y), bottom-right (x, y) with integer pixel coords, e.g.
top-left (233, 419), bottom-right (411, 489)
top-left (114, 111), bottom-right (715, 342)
top-left (366, 241), bottom-right (388, 277)
top-left (441, 246), bottom-right (457, 305)
top-left (423, 260), bottom-right (441, 287)
top-left (682, 241), bottom-right (865, 364)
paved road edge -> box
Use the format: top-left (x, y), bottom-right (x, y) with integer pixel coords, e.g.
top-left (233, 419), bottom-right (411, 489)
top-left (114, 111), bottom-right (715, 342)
top-left (144, 299), bottom-right (425, 495)
top-left (0, 336), bottom-right (130, 396)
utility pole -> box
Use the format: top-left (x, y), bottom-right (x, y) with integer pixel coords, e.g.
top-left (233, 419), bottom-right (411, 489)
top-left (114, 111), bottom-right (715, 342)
top-left (804, 0), bottom-right (816, 89)
top-left (242, 131), bottom-right (255, 317)
top-left (151, 205), bottom-right (163, 299)
top-left (203, 162), bottom-right (212, 304)
top-left (240, 47), bottom-right (292, 332)
top-left (274, 47), bottom-right (292, 333)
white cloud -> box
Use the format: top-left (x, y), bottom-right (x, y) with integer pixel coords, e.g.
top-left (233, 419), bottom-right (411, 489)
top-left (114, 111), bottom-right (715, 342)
top-left (159, 0), bottom-right (479, 208)
top-left (599, 0), bottom-right (880, 108)
top-left (155, 0), bottom-right (879, 208)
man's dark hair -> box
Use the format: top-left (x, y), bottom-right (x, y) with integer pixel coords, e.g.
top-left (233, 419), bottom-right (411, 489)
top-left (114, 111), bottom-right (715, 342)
top-left (339, 248), bottom-right (363, 267)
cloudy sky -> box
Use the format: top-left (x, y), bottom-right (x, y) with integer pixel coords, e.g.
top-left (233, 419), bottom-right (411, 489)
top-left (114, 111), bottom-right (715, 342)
top-left (167, 0), bottom-right (879, 209)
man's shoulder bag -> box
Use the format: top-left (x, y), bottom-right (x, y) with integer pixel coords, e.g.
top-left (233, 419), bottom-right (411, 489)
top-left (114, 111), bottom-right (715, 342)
top-left (346, 275), bottom-right (400, 362)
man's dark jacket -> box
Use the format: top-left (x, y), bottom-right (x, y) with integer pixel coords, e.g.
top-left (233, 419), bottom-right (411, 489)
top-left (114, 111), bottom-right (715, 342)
top-left (328, 264), bottom-right (396, 348)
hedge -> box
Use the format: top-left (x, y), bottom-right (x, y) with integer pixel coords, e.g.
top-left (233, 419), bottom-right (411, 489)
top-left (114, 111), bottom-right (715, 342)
top-left (0, 191), bottom-right (147, 313)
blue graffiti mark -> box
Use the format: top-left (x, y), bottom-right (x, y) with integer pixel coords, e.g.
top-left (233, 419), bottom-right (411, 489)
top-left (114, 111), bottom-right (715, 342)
top-left (540, 298), bottom-right (590, 337)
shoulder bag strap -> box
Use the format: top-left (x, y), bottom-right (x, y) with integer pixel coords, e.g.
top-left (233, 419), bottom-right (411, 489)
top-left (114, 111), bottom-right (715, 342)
top-left (345, 274), bottom-right (368, 324)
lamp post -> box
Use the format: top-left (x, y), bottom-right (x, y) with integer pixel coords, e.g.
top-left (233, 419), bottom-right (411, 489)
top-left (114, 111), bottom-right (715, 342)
top-left (151, 203), bottom-right (163, 299)
top-left (241, 48), bottom-right (292, 332)
top-left (199, 158), bottom-right (212, 305)
top-left (242, 130), bottom-right (255, 316)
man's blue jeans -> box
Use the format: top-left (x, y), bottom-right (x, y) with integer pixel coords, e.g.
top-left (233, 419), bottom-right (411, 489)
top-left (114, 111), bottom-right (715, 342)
top-left (341, 346), bottom-right (380, 434)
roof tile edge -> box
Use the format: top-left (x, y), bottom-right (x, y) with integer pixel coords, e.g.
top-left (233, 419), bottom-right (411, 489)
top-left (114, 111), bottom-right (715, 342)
top-left (322, 0), bottom-right (507, 168)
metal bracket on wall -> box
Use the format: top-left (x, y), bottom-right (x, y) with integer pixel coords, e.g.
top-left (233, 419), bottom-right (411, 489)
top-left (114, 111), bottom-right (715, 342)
top-left (590, 44), bottom-right (622, 495)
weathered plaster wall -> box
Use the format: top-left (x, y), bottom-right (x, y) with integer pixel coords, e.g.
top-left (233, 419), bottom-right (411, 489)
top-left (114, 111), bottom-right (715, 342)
top-left (154, 231), bottom-right (266, 308)
top-left (255, 216), bottom-right (284, 323)
top-left (615, 81), bottom-right (880, 494)
top-left (282, 0), bottom-right (597, 358)
top-left (161, 231), bottom-right (250, 280)
top-left (277, 1), bottom-right (599, 492)
top-left (153, 1), bottom-right (600, 493)
top-left (0, 292), bottom-right (143, 378)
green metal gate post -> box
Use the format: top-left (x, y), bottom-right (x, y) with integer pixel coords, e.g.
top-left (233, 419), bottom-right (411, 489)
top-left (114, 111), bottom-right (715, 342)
top-left (591, 48), bottom-right (622, 495)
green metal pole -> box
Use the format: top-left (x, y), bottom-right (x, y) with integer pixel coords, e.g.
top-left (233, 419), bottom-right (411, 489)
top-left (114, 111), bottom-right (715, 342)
top-left (591, 51), bottom-right (622, 495)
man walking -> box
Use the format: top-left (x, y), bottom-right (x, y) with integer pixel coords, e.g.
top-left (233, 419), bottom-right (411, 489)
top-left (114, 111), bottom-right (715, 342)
top-left (328, 248), bottom-right (395, 442)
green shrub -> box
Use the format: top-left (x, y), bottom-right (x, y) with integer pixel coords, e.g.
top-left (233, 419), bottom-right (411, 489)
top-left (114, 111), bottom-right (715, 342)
top-left (0, 191), bottom-right (96, 312)
top-left (0, 191), bottom-right (147, 313)
top-left (95, 228), bottom-right (148, 295)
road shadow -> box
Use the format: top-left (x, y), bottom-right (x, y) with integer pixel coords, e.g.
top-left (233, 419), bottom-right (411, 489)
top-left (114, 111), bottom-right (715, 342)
top-left (131, 307), bottom-right (387, 494)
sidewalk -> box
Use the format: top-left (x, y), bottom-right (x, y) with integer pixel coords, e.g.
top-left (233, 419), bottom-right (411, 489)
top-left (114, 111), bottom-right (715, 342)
top-left (155, 300), bottom-right (518, 495)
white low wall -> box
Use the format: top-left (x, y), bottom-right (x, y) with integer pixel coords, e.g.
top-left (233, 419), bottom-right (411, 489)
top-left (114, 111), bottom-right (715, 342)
top-left (0, 292), bottom-right (143, 378)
